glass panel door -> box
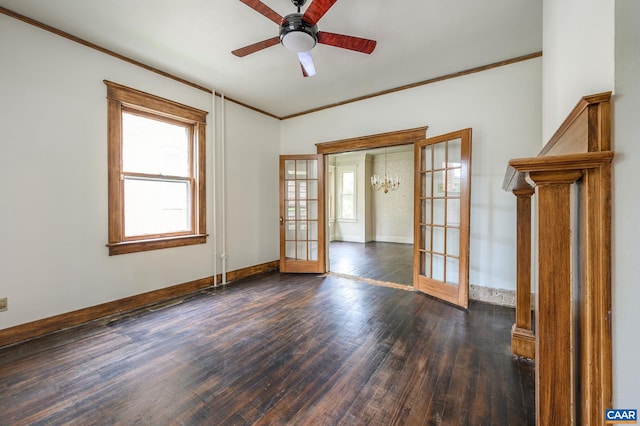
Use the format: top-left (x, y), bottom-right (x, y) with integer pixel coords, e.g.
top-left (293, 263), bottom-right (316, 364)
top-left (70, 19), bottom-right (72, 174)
top-left (280, 155), bottom-right (326, 273)
top-left (414, 129), bottom-right (471, 308)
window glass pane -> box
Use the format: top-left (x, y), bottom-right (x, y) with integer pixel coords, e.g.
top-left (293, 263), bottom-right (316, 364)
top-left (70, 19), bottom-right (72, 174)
top-left (341, 194), bottom-right (354, 219)
top-left (122, 113), bottom-right (190, 176)
top-left (124, 178), bottom-right (190, 236)
top-left (342, 172), bottom-right (354, 194)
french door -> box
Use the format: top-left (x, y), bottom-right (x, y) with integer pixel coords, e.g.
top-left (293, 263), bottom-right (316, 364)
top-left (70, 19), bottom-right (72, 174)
top-left (413, 129), bottom-right (472, 308)
top-left (279, 155), bottom-right (326, 273)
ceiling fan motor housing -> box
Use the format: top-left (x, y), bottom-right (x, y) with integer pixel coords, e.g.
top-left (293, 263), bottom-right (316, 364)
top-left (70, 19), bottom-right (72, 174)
top-left (280, 13), bottom-right (318, 52)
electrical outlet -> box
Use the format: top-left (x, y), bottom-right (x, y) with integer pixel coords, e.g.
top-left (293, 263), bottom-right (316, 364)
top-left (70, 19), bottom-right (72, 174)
top-left (0, 297), bottom-right (7, 312)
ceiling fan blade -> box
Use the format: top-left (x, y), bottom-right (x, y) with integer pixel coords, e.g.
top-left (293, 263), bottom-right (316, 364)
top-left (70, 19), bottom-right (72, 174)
top-left (302, 0), bottom-right (337, 25)
top-left (239, 0), bottom-right (284, 24)
top-left (232, 36), bottom-right (280, 57)
top-left (298, 51), bottom-right (316, 77)
top-left (317, 31), bottom-right (377, 54)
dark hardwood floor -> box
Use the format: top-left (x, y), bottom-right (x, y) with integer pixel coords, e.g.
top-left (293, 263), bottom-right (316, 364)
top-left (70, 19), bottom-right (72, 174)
top-left (329, 241), bottom-right (414, 286)
top-left (0, 272), bottom-right (534, 425)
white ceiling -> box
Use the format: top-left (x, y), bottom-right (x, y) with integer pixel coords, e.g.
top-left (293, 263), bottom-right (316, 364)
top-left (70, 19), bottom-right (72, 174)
top-left (0, 0), bottom-right (542, 118)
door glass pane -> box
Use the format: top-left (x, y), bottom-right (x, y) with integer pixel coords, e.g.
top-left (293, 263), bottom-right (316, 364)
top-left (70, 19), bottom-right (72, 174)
top-left (297, 221), bottom-right (307, 240)
top-left (446, 168), bottom-right (461, 195)
top-left (433, 227), bottom-right (445, 253)
top-left (308, 180), bottom-right (318, 199)
top-left (422, 199), bottom-right (431, 223)
top-left (432, 254), bottom-right (445, 281)
top-left (297, 180), bottom-right (307, 199)
top-left (433, 199), bottom-right (445, 225)
top-left (296, 160), bottom-right (307, 178)
top-left (308, 241), bottom-right (318, 261)
top-left (434, 143), bottom-right (446, 169)
top-left (434, 170), bottom-right (446, 196)
top-left (286, 201), bottom-right (296, 220)
top-left (447, 199), bottom-right (460, 226)
top-left (421, 252), bottom-right (431, 277)
top-left (308, 221), bottom-right (318, 240)
top-left (308, 201), bottom-right (318, 220)
top-left (285, 160), bottom-right (296, 179)
top-left (448, 138), bottom-right (462, 163)
top-left (286, 241), bottom-right (296, 259)
top-left (422, 172), bottom-right (432, 197)
top-left (307, 160), bottom-right (317, 179)
top-left (446, 257), bottom-right (460, 285)
top-left (296, 241), bottom-right (307, 260)
top-left (446, 228), bottom-right (460, 256)
top-left (286, 180), bottom-right (296, 200)
top-left (285, 221), bottom-right (296, 240)
top-left (421, 225), bottom-right (431, 251)
top-left (421, 146), bottom-right (431, 171)
top-left (297, 201), bottom-right (307, 220)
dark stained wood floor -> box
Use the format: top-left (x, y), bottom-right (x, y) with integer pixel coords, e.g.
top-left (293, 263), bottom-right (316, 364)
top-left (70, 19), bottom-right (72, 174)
top-left (330, 241), bottom-right (414, 286)
top-left (0, 272), bottom-right (534, 425)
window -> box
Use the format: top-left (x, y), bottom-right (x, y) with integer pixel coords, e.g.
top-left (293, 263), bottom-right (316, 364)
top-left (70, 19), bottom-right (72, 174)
top-left (338, 167), bottom-right (356, 220)
top-left (105, 81), bottom-right (207, 255)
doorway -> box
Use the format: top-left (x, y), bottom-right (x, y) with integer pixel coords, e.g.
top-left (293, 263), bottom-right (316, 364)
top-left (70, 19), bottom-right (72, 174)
top-left (326, 145), bottom-right (414, 287)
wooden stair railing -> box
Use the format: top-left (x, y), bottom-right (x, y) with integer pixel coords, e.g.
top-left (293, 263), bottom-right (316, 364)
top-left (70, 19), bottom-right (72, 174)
top-left (503, 93), bottom-right (613, 425)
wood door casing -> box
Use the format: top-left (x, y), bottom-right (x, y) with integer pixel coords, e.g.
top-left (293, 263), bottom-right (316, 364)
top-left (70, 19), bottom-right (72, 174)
top-left (413, 129), bottom-right (472, 308)
top-left (279, 155), bottom-right (326, 273)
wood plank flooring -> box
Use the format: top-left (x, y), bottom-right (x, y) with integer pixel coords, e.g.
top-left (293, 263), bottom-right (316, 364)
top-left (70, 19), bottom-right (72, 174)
top-left (0, 272), bottom-right (534, 425)
top-left (329, 241), bottom-right (414, 286)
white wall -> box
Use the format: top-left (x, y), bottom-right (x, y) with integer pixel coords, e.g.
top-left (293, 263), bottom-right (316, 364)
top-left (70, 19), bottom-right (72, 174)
top-left (371, 150), bottom-right (414, 244)
top-left (281, 58), bottom-right (543, 291)
top-left (0, 15), bottom-right (280, 330)
top-left (542, 0), bottom-right (615, 141)
top-left (613, 0), bottom-right (640, 409)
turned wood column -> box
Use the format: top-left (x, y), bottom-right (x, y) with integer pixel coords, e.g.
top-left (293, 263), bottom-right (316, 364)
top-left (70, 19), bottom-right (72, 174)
top-left (528, 170), bottom-right (582, 426)
top-left (511, 187), bottom-right (535, 359)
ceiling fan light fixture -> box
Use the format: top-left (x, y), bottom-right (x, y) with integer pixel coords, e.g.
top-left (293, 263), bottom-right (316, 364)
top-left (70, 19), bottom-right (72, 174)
top-left (280, 13), bottom-right (317, 52)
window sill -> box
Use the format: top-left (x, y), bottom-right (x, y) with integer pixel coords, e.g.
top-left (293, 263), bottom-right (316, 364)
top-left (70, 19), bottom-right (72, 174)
top-left (107, 234), bottom-right (208, 256)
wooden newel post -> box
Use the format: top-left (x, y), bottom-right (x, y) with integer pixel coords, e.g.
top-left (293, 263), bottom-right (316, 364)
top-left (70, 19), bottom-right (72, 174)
top-left (511, 187), bottom-right (535, 359)
top-left (529, 170), bottom-right (582, 426)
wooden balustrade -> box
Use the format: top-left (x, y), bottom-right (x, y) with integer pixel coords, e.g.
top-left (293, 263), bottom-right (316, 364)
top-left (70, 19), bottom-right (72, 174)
top-left (503, 92), bottom-right (613, 425)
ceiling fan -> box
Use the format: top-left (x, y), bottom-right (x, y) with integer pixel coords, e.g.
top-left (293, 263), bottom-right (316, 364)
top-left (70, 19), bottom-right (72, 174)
top-left (232, 0), bottom-right (377, 77)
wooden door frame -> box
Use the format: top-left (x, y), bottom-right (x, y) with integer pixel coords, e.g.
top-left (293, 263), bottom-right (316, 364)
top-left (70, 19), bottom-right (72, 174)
top-left (315, 126), bottom-right (428, 277)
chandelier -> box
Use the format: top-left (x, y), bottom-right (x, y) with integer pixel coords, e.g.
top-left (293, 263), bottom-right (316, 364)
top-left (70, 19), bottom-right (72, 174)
top-left (371, 149), bottom-right (400, 193)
